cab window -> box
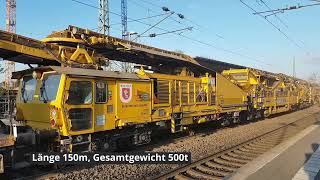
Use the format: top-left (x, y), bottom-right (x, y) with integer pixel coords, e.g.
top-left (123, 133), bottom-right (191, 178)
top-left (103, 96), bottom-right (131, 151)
top-left (67, 81), bottom-right (92, 105)
top-left (21, 76), bottom-right (37, 103)
top-left (95, 82), bottom-right (107, 103)
top-left (40, 74), bottom-right (61, 102)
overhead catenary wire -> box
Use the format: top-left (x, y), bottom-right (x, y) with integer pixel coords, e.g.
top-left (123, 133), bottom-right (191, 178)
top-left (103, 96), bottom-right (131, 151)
top-left (129, 0), bottom-right (224, 40)
top-left (129, 0), bottom-right (180, 26)
top-left (109, 12), bottom-right (170, 27)
top-left (258, 0), bottom-right (308, 50)
top-left (258, 0), bottom-right (288, 28)
top-left (70, 0), bottom-right (157, 25)
top-left (129, 0), bottom-right (188, 27)
top-left (132, 12), bottom-right (175, 41)
top-left (139, 27), bottom-right (193, 38)
top-left (128, 0), bottom-right (272, 65)
top-left (130, 0), bottom-right (266, 58)
top-left (132, 0), bottom-right (226, 40)
top-left (69, 0), bottom-right (272, 68)
top-left (178, 33), bottom-right (272, 66)
top-left (130, 0), bottom-right (159, 9)
top-left (254, 2), bottom-right (320, 15)
top-left (239, 0), bottom-right (309, 54)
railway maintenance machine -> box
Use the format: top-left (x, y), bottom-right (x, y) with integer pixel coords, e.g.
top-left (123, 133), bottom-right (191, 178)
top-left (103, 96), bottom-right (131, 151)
top-left (0, 26), bottom-right (317, 172)
top-left (0, 25), bottom-right (220, 172)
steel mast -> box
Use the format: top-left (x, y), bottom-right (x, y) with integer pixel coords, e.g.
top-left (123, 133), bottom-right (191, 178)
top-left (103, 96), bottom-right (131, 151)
top-left (98, 0), bottom-right (110, 35)
top-left (121, 0), bottom-right (132, 72)
top-left (121, 0), bottom-right (128, 40)
top-left (5, 0), bottom-right (16, 90)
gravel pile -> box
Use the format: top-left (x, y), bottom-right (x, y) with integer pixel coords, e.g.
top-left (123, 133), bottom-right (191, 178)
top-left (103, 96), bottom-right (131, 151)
top-left (48, 107), bottom-right (320, 180)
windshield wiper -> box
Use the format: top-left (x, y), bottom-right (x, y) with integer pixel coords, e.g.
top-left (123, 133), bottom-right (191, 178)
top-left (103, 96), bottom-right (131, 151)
top-left (21, 83), bottom-right (27, 103)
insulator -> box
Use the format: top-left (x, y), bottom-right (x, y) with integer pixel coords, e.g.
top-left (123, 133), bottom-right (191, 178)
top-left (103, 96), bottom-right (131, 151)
top-left (162, 7), bottom-right (170, 12)
top-left (177, 13), bottom-right (184, 19)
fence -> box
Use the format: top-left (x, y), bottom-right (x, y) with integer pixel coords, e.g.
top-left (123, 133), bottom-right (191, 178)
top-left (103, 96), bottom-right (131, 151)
top-left (0, 95), bottom-right (16, 119)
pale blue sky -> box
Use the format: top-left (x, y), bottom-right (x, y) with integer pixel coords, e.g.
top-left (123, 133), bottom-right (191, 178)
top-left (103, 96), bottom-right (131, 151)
top-left (0, 0), bottom-right (319, 80)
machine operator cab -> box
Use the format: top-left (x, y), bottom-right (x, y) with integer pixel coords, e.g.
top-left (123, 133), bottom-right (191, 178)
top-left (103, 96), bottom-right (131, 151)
top-left (13, 66), bottom-right (152, 139)
top-left (0, 66), bottom-right (153, 170)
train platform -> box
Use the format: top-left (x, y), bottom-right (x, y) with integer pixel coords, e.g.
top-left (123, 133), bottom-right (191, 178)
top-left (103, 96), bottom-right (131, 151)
top-left (229, 122), bottom-right (320, 180)
top-left (292, 147), bottom-right (320, 180)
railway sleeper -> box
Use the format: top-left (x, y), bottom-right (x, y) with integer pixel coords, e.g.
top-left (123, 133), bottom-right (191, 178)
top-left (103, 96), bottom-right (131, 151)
top-left (248, 143), bottom-right (274, 149)
top-left (196, 164), bottom-right (229, 177)
top-left (266, 132), bottom-right (293, 138)
top-left (256, 139), bottom-right (278, 146)
top-left (243, 144), bottom-right (269, 151)
top-left (219, 154), bottom-right (248, 164)
top-left (259, 138), bottom-right (282, 145)
top-left (232, 149), bottom-right (260, 158)
top-left (260, 138), bottom-right (287, 145)
top-left (268, 131), bottom-right (297, 138)
top-left (186, 168), bottom-right (222, 180)
top-left (241, 147), bottom-right (267, 154)
top-left (236, 147), bottom-right (263, 155)
top-left (213, 158), bottom-right (242, 168)
top-left (226, 151), bottom-right (254, 161)
top-left (174, 174), bottom-right (195, 180)
top-left (206, 161), bottom-right (237, 172)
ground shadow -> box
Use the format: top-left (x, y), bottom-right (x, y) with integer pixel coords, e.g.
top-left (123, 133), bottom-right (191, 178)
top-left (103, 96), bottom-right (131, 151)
top-left (302, 143), bottom-right (320, 180)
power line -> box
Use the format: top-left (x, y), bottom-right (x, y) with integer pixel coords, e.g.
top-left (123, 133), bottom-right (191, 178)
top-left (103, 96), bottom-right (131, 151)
top-left (182, 17), bottom-right (225, 40)
top-left (132, 0), bottom-right (226, 39)
top-left (130, 0), bottom-right (184, 26)
top-left (128, 0), bottom-right (152, 12)
top-left (131, 0), bottom-right (159, 9)
top-left (70, 0), bottom-right (164, 27)
top-left (178, 33), bottom-right (272, 67)
top-left (129, 0), bottom-right (269, 60)
top-left (240, 0), bottom-right (308, 54)
top-left (254, 2), bottom-right (320, 15)
top-left (130, 0), bottom-right (224, 40)
top-left (128, 0), bottom-right (191, 34)
top-left (69, 0), bottom-right (271, 67)
top-left (109, 12), bottom-right (169, 27)
top-left (133, 12), bottom-right (174, 41)
top-left (258, 0), bottom-right (309, 51)
top-left (140, 27), bottom-right (193, 38)
top-left (131, 0), bottom-right (271, 61)
top-left (258, 0), bottom-right (288, 28)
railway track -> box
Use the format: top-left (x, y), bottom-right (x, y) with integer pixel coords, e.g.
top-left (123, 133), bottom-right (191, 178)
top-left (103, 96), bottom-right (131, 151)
top-left (154, 112), bottom-right (320, 180)
top-left (6, 128), bottom-right (196, 180)
top-left (5, 110), bottom-right (319, 180)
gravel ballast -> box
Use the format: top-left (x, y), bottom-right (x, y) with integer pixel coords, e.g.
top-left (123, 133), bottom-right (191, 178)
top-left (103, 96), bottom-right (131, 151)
top-left (49, 106), bottom-right (320, 180)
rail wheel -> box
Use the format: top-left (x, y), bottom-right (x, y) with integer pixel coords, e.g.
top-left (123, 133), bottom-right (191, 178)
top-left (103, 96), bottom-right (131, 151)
top-left (221, 118), bottom-right (231, 127)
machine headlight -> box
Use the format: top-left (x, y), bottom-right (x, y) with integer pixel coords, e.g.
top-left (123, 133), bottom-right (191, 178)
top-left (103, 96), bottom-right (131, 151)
top-left (50, 107), bottom-right (60, 127)
top-left (50, 108), bottom-right (58, 120)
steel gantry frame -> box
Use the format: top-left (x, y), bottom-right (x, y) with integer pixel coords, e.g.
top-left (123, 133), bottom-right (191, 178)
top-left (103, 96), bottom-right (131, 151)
top-left (5, 0), bottom-right (16, 90)
top-left (98, 0), bottom-right (110, 35)
top-left (121, 0), bottom-right (128, 40)
top-left (120, 0), bottom-right (132, 72)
